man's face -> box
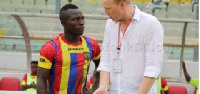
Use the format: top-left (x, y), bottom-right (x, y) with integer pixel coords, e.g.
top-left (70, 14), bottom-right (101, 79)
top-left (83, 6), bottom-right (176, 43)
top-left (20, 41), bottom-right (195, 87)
top-left (101, 0), bottom-right (122, 21)
top-left (31, 64), bottom-right (38, 74)
top-left (63, 9), bottom-right (85, 35)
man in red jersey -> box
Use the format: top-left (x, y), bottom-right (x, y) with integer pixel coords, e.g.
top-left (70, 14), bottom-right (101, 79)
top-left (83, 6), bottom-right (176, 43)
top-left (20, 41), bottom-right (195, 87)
top-left (37, 4), bottom-right (101, 94)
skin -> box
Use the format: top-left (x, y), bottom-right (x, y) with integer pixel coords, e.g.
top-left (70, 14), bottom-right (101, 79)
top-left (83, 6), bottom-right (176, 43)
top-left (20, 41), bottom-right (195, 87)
top-left (61, 9), bottom-right (85, 43)
top-left (85, 59), bottom-right (100, 94)
top-left (21, 63), bottom-right (38, 91)
top-left (182, 60), bottom-right (191, 82)
top-left (93, 0), bottom-right (155, 94)
top-left (164, 90), bottom-right (169, 94)
top-left (37, 8), bottom-right (100, 94)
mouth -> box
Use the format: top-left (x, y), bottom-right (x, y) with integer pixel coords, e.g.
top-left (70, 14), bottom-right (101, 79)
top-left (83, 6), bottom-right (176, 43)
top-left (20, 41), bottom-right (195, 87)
top-left (78, 27), bottom-right (84, 30)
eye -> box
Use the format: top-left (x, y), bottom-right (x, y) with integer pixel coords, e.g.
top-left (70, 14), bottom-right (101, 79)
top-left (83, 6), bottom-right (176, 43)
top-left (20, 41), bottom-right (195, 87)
top-left (75, 18), bottom-right (80, 21)
top-left (73, 17), bottom-right (84, 21)
top-left (81, 16), bottom-right (84, 20)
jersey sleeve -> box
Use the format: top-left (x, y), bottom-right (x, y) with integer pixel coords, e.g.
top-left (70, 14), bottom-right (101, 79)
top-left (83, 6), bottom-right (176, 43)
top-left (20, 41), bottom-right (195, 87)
top-left (38, 41), bottom-right (55, 69)
top-left (161, 77), bottom-right (169, 91)
top-left (91, 40), bottom-right (101, 60)
top-left (189, 78), bottom-right (199, 88)
top-left (21, 74), bottom-right (27, 85)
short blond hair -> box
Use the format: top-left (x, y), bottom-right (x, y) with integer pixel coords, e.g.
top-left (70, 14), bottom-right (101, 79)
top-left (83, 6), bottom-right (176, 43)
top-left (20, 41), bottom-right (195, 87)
top-left (114, 0), bottom-right (131, 4)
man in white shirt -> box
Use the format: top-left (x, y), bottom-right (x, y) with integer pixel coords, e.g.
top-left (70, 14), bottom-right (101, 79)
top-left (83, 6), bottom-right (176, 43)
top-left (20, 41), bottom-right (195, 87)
top-left (93, 0), bottom-right (164, 94)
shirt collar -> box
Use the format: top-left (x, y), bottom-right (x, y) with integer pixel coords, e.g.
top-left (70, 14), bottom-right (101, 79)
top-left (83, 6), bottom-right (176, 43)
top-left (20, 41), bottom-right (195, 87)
top-left (114, 5), bottom-right (141, 23)
top-left (132, 5), bottom-right (141, 21)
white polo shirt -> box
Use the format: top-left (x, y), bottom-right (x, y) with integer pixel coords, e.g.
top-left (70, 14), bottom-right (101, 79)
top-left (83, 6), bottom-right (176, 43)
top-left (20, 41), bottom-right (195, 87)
top-left (97, 6), bottom-right (164, 94)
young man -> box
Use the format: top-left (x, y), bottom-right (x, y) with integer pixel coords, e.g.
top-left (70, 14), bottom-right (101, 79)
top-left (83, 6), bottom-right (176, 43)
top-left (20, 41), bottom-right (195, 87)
top-left (182, 60), bottom-right (199, 94)
top-left (21, 60), bottom-right (38, 91)
top-left (36, 4), bottom-right (101, 94)
top-left (94, 0), bottom-right (164, 94)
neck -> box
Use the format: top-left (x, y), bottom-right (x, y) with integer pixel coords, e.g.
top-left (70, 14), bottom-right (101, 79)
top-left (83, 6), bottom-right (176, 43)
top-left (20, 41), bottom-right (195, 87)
top-left (63, 32), bottom-right (81, 43)
top-left (120, 5), bottom-right (135, 24)
top-left (31, 73), bottom-right (37, 75)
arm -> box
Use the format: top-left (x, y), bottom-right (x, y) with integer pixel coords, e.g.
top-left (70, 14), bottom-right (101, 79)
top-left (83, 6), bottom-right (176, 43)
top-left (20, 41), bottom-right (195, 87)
top-left (182, 60), bottom-right (191, 82)
top-left (93, 71), bottom-right (110, 94)
top-left (37, 67), bottom-right (50, 94)
top-left (91, 58), bottom-right (100, 93)
top-left (21, 74), bottom-right (31, 91)
top-left (36, 41), bottom-right (55, 93)
top-left (137, 77), bottom-right (155, 94)
top-left (140, 18), bottom-right (164, 93)
top-left (21, 84), bottom-right (31, 91)
top-left (30, 82), bottom-right (36, 89)
top-left (93, 19), bottom-right (111, 94)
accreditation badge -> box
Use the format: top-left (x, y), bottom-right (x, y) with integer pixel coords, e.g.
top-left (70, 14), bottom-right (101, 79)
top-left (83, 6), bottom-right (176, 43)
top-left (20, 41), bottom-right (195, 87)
top-left (113, 57), bottom-right (122, 73)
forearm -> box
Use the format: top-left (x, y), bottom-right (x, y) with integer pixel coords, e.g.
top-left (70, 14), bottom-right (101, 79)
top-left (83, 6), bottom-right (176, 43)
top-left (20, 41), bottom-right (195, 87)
top-left (92, 67), bottom-right (100, 92)
top-left (37, 78), bottom-right (48, 94)
top-left (99, 71), bottom-right (110, 90)
top-left (37, 67), bottom-right (50, 94)
top-left (31, 84), bottom-right (36, 89)
top-left (21, 85), bottom-right (30, 90)
top-left (164, 91), bottom-right (169, 94)
top-left (182, 64), bottom-right (191, 82)
top-left (137, 76), bottom-right (155, 94)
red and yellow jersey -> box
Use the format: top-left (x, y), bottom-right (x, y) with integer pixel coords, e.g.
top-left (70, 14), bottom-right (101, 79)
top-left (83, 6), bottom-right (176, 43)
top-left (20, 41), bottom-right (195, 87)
top-left (38, 33), bottom-right (101, 94)
top-left (21, 73), bottom-right (37, 85)
top-left (161, 77), bottom-right (168, 91)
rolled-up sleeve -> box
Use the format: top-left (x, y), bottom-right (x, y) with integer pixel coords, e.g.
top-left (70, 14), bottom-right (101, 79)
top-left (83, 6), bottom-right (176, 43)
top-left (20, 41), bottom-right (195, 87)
top-left (97, 19), bottom-right (112, 72)
top-left (143, 17), bottom-right (164, 78)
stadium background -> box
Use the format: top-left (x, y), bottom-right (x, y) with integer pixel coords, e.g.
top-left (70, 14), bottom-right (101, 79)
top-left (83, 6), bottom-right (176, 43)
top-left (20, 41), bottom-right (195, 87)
top-left (0, 0), bottom-right (199, 93)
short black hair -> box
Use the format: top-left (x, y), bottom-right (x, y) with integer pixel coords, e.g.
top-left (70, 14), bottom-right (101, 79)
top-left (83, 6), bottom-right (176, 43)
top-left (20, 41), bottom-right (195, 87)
top-left (31, 60), bottom-right (38, 64)
top-left (59, 4), bottom-right (79, 20)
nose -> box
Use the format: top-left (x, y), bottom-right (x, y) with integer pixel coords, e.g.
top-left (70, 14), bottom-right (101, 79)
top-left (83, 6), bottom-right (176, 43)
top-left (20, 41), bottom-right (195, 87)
top-left (79, 19), bottom-right (85, 25)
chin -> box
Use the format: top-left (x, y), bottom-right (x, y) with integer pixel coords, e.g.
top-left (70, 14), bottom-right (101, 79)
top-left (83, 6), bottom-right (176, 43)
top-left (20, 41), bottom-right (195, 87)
top-left (111, 18), bottom-right (118, 22)
top-left (76, 32), bottom-right (83, 36)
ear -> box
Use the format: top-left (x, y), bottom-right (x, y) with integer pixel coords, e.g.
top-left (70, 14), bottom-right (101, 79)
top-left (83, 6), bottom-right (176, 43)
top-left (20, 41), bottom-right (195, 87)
top-left (61, 20), bottom-right (66, 26)
top-left (120, 1), bottom-right (126, 8)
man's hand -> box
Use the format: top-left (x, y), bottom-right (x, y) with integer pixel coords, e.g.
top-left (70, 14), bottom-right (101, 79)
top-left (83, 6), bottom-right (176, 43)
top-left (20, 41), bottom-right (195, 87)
top-left (30, 82), bottom-right (36, 89)
top-left (84, 88), bottom-right (92, 94)
top-left (93, 88), bottom-right (108, 94)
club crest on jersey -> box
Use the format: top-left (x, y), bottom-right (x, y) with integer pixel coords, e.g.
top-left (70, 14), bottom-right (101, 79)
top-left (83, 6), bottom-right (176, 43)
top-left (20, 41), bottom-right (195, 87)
top-left (40, 58), bottom-right (45, 62)
top-left (84, 52), bottom-right (90, 61)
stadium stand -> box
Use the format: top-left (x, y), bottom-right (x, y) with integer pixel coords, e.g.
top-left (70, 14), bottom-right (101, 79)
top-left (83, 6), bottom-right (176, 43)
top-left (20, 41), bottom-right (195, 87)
top-left (0, 0), bottom-right (10, 4)
top-left (169, 0), bottom-right (180, 4)
top-left (168, 3), bottom-right (181, 12)
top-left (10, 0), bottom-right (22, 5)
top-left (154, 9), bottom-right (167, 18)
top-left (27, 6), bottom-right (42, 13)
top-left (167, 10), bottom-right (181, 19)
top-left (181, 0), bottom-right (191, 4)
top-left (0, 77), bottom-right (20, 91)
top-left (144, 0), bottom-right (152, 3)
top-left (142, 8), bottom-right (153, 14)
top-left (23, 0), bottom-right (34, 5)
top-left (0, 0), bottom-right (197, 19)
top-left (36, 0), bottom-right (46, 6)
top-left (41, 6), bottom-right (54, 14)
top-left (181, 10), bottom-right (196, 19)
